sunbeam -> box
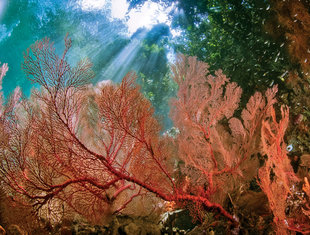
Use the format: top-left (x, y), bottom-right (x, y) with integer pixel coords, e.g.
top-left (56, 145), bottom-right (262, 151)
top-left (101, 30), bottom-right (148, 82)
top-left (0, 0), bottom-right (7, 22)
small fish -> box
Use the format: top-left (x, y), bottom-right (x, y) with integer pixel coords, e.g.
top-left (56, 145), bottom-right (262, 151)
top-left (287, 144), bottom-right (293, 152)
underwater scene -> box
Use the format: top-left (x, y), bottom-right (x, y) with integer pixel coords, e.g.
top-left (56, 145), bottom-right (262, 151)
top-left (0, 0), bottom-right (310, 234)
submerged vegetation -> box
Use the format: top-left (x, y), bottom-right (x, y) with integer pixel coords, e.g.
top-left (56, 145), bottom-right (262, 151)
top-left (0, 0), bottom-right (310, 234)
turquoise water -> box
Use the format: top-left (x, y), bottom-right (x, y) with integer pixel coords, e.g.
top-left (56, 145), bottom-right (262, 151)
top-left (0, 0), bottom-right (175, 129)
top-left (1, 0), bottom-right (65, 97)
top-left (0, 0), bottom-right (171, 96)
top-left (1, 0), bottom-right (119, 96)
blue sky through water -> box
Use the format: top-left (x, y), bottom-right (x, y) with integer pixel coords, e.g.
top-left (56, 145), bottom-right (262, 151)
top-left (0, 0), bottom-right (178, 98)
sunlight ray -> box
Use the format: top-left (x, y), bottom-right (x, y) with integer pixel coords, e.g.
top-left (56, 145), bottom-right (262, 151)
top-left (101, 31), bottom-right (148, 82)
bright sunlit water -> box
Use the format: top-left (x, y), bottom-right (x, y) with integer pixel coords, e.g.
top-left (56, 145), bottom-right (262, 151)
top-left (0, 0), bottom-right (176, 97)
top-left (77, 0), bottom-right (174, 35)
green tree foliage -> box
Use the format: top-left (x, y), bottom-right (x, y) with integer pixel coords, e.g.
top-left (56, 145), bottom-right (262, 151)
top-left (132, 24), bottom-right (177, 128)
top-left (129, 0), bottom-right (292, 99)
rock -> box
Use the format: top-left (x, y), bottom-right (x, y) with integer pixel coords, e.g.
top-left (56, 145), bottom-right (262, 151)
top-left (122, 222), bottom-right (140, 234)
top-left (55, 215), bottom-right (160, 235)
top-left (118, 221), bottom-right (161, 235)
top-left (160, 209), bottom-right (196, 234)
top-left (71, 220), bottom-right (106, 235)
top-left (109, 217), bottom-right (120, 235)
